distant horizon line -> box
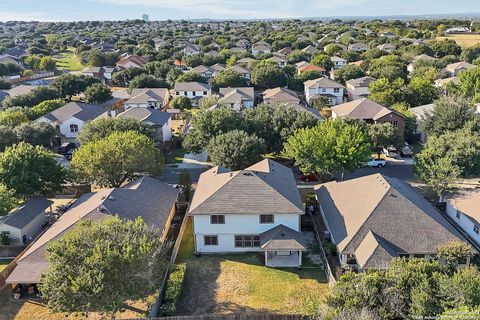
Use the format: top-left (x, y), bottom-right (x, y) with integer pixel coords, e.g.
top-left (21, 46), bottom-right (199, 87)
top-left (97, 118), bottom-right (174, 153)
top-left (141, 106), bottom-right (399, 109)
top-left (2, 11), bottom-right (480, 23)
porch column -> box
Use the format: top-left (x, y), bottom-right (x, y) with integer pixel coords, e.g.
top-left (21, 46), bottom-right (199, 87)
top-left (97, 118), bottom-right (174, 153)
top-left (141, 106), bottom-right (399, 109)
top-left (264, 251), bottom-right (268, 266)
top-left (298, 251), bottom-right (302, 266)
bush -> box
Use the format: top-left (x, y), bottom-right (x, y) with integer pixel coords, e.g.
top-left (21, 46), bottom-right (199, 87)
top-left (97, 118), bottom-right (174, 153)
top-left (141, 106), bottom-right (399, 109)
top-left (159, 263), bottom-right (187, 316)
top-left (0, 231), bottom-right (11, 245)
top-left (324, 242), bottom-right (337, 256)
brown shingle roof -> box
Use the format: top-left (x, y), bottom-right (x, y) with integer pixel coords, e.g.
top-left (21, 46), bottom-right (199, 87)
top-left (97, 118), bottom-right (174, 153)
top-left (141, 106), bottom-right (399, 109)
top-left (331, 98), bottom-right (402, 121)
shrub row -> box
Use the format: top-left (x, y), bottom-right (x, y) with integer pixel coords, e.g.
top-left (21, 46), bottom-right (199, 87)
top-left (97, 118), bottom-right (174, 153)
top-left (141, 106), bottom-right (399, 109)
top-left (159, 263), bottom-right (187, 316)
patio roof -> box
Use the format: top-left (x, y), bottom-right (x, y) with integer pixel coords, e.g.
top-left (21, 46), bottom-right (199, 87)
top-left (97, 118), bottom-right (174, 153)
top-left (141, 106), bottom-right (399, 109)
top-left (260, 224), bottom-right (306, 251)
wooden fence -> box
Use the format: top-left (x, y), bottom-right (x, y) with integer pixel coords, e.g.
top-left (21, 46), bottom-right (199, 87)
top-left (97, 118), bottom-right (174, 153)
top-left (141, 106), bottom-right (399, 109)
top-left (141, 313), bottom-right (304, 320)
top-left (148, 209), bottom-right (190, 318)
top-left (309, 212), bottom-right (336, 287)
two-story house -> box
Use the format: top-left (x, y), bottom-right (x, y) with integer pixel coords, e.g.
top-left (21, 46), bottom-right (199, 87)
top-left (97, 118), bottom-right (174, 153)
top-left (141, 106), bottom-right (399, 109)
top-left (189, 64), bottom-right (225, 79)
top-left (330, 56), bottom-right (347, 69)
top-left (315, 174), bottom-right (472, 271)
top-left (217, 87), bottom-right (255, 110)
top-left (252, 41), bottom-right (271, 57)
top-left (36, 102), bottom-right (107, 141)
top-left (345, 76), bottom-right (376, 101)
top-left (304, 77), bottom-right (344, 106)
top-left (228, 65), bottom-right (251, 81)
top-left (173, 82), bottom-right (212, 106)
top-left (188, 159), bottom-right (306, 267)
top-left (124, 88), bottom-right (170, 110)
top-left (116, 108), bottom-right (172, 143)
top-left (445, 61), bottom-right (475, 76)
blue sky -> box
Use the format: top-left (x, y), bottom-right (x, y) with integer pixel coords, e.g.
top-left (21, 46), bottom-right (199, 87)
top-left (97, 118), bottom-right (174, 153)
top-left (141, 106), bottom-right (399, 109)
top-left (1, 0), bottom-right (480, 21)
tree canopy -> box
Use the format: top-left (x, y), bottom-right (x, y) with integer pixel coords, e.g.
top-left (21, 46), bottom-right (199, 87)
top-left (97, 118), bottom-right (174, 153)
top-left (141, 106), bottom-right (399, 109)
top-left (84, 83), bottom-right (113, 104)
top-left (40, 216), bottom-right (169, 314)
top-left (72, 131), bottom-right (163, 188)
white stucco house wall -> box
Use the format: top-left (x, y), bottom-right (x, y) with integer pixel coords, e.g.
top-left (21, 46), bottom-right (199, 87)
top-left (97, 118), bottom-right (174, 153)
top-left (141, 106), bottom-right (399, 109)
top-left (188, 159), bottom-right (307, 267)
top-left (173, 82), bottom-right (212, 106)
top-left (123, 88), bottom-right (170, 110)
top-left (345, 76), bottom-right (376, 101)
top-left (304, 77), bottom-right (344, 106)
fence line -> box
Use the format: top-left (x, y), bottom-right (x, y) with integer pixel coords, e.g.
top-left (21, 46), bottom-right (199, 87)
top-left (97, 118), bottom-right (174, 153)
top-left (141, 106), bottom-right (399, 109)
top-left (148, 208), bottom-right (190, 318)
top-left (309, 212), bottom-right (336, 287)
top-left (143, 313), bottom-right (303, 320)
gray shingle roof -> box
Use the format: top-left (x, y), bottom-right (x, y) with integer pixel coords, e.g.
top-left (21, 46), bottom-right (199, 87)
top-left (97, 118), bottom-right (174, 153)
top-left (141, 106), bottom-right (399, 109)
top-left (117, 108), bottom-right (171, 126)
top-left (44, 102), bottom-right (107, 122)
top-left (189, 159), bottom-right (304, 216)
top-left (174, 82), bottom-right (211, 92)
top-left (260, 224), bottom-right (306, 250)
top-left (315, 174), bottom-right (470, 269)
top-left (7, 177), bottom-right (179, 284)
top-left (1, 197), bottom-right (52, 229)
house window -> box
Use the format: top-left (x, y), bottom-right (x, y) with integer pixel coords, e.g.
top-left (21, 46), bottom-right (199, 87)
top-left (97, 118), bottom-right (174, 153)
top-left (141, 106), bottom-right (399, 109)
top-left (210, 215), bottom-right (225, 224)
top-left (203, 91), bottom-right (207, 95)
top-left (260, 214), bottom-right (274, 224)
top-left (184, 92), bottom-right (188, 96)
top-left (399, 253), bottom-right (410, 260)
top-left (474, 225), bottom-right (479, 235)
top-left (390, 121), bottom-right (399, 128)
top-left (346, 254), bottom-right (357, 264)
top-left (175, 91), bottom-right (179, 95)
top-left (456, 211), bottom-right (461, 219)
top-left (413, 254), bottom-right (425, 259)
top-left (70, 124), bottom-right (79, 133)
top-left (334, 88), bottom-right (340, 93)
top-left (192, 91), bottom-right (196, 96)
top-left (234, 235), bottom-right (260, 247)
top-left (204, 235), bottom-right (218, 246)
top-left (321, 88), bottom-right (326, 92)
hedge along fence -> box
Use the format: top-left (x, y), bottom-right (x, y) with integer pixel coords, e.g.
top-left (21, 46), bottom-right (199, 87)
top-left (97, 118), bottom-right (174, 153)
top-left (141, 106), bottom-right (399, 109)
top-left (159, 263), bottom-right (187, 316)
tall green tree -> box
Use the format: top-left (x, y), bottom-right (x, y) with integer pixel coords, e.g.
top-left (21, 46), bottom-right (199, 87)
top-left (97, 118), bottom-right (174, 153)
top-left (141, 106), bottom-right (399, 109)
top-left (77, 117), bottom-right (153, 145)
top-left (333, 64), bottom-right (365, 84)
top-left (72, 131), bottom-right (163, 188)
top-left (0, 142), bottom-right (66, 198)
top-left (84, 83), bottom-right (113, 105)
top-left (368, 123), bottom-right (402, 158)
top-left (421, 97), bottom-right (475, 136)
top-left (284, 119), bottom-right (371, 180)
top-left (0, 183), bottom-right (18, 216)
top-left (251, 63), bottom-right (287, 88)
top-left (212, 69), bottom-right (247, 88)
top-left (52, 74), bottom-right (100, 99)
top-left (207, 130), bottom-right (266, 170)
top-left (29, 99), bottom-right (64, 119)
top-left (40, 217), bottom-right (170, 314)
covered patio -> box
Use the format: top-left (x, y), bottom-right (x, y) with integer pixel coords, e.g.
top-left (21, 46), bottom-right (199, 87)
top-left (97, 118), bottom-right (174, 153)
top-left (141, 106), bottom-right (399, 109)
top-left (260, 224), bottom-right (307, 268)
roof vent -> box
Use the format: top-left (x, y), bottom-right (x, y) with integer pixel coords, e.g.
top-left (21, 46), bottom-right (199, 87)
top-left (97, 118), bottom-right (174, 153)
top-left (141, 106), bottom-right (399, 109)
top-left (108, 196), bottom-right (116, 201)
top-left (98, 205), bottom-right (108, 213)
top-left (281, 233), bottom-right (286, 237)
top-left (243, 172), bottom-right (253, 176)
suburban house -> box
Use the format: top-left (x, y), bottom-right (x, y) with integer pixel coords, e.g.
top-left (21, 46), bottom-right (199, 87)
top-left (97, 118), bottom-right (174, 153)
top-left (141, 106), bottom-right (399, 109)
top-left (189, 64), bottom-right (225, 78)
top-left (445, 61), bottom-right (476, 76)
top-left (315, 174), bottom-right (471, 271)
top-left (252, 41), bottom-right (271, 56)
top-left (410, 103), bottom-right (435, 143)
top-left (116, 108), bottom-right (172, 143)
top-left (304, 77), bottom-right (344, 106)
top-left (262, 87), bottom-right (321, 119)
top-left (115, 54), bottom-right (147, 69)
top-left (377, 43), bottom-right (396, 52)
top-left (302, 45), bottom-right (319, 55)
top-left (268, 56), bottom-right (287, 67)
top-left (0, 197), bottom-right (52, 245)
top-left (445, 189), bottom-right (480, 247)
top-left (217, 87), bottom-right (255, 110)
top-left (345, 76), bottom-right (376, 101)
top-left (434, 76), bottom-right (459, 88)
top-left (407, 54), bottom-right (437, 73)
top-left (173, 82), bottom-right (212, 106)
top-left (124, 88), bottom-right (170, 110)
top-left (276, 47), bottom-right (292, 57)
top-left (188, 159), bottom-right (307, 267)
top-left (183, 44), bottom-right (201, 56)
top-left (348, 42), bottom-right (369, 52)
top-left (330, 56), bottom-right (347, 69)
top-left (82, 66), bottom-right (116, 83)
top-left (331, 98), bottom-right (406, 137)
top-left (235, 57), bottom-right (255, 66)
top-left (296, 64), bottom-right (326, 75)
top-left (228, 65), bottom-right (251, 80)
top-left (7, 177), bottom-right (180, 289)
top-left (36, 102), bottom-right (107, 141)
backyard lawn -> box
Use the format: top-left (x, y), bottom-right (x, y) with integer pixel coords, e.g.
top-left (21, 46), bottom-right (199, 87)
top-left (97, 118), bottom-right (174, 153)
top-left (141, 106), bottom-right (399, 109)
top-left (54, 48), bottom-right (84, 71)
top-left (174, 219), bottom-right (329, 316)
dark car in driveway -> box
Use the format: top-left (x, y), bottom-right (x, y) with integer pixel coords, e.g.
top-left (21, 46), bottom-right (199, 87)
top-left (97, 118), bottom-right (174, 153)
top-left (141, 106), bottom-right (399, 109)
top-left (300, 172), bottom-right (319, 182)
top-left (57, 142), bottom-right (76, 155)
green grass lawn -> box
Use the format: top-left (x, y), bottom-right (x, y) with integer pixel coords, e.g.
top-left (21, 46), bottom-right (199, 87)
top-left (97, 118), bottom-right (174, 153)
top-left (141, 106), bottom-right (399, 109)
top-left (166, 147), bottom-right (186, 164)
top-left (54, 47), bottom-right (84, 71)
top-left (173, 218), bottom-right (329, 316)
top-left (0, 259), bottom-right (12, 272)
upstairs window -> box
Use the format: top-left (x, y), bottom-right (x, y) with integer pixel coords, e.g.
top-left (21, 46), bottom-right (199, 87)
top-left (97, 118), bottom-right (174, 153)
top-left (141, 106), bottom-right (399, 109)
top-left (474, 225), bottom-right (479, 235)
top-left (210, 215), bottom-right (225, 224)
top-left (260, 214), bottom-right (274, 224)
top-left (456, 211), bottom-right (461, 219)
top-left (334, 88), bottom-right (340, 93)
top-left (70, 124), bottom-right (79, 133)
